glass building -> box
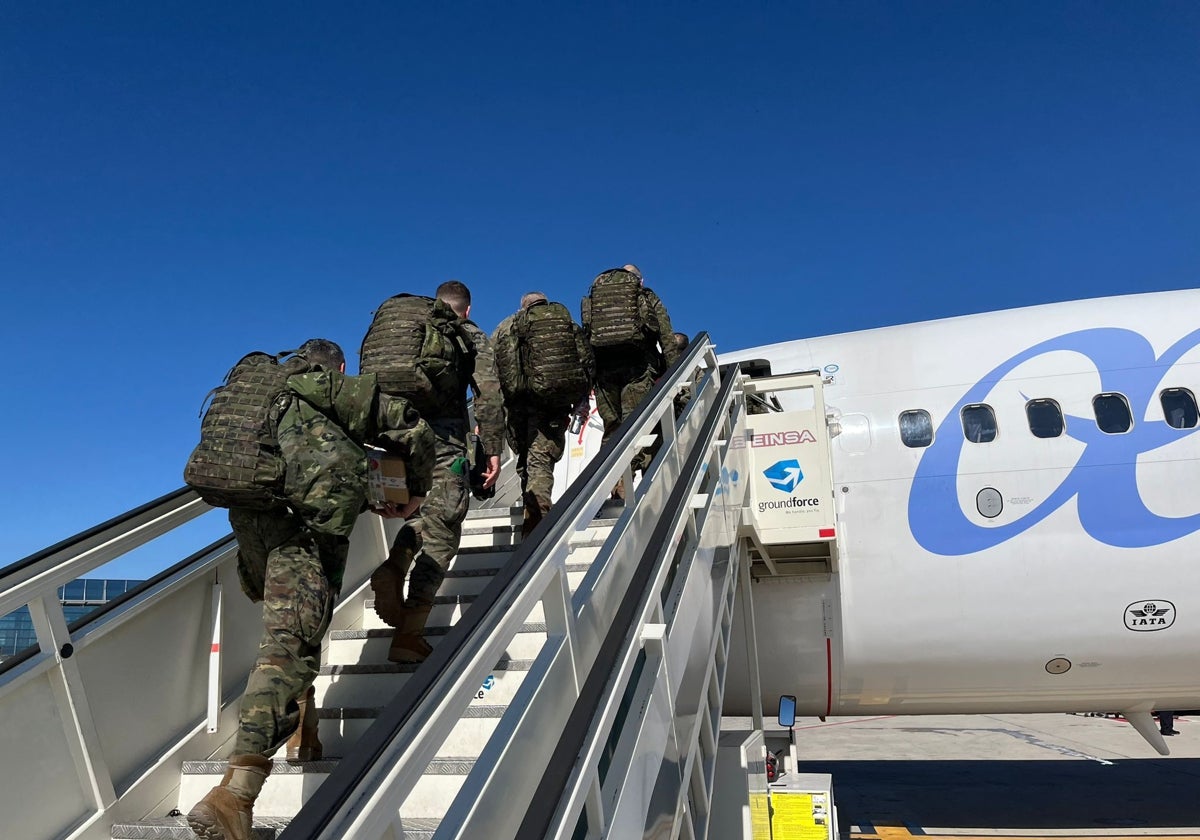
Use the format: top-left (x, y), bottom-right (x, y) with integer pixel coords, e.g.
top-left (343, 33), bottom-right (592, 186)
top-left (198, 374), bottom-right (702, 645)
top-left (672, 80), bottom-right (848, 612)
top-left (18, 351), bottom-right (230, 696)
top-left (0, 578), bottom-right (144, 660)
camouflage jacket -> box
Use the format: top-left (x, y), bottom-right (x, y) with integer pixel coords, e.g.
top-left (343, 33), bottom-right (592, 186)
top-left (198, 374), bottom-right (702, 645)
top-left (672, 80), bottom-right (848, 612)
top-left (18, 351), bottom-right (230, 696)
top-left (278, 370), bottom-right (435, 537)
top-left (461, 319), bottom-right (506, 457)
top-left (645, 287), bottom-right (682, 371)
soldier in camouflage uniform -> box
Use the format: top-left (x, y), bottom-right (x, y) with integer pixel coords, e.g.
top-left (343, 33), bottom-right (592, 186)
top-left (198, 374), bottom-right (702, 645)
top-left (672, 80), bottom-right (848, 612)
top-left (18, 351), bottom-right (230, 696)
top-left (493, 292), bottom-right (594, 536)
top-left (187, 339), bottom-right (434, 840)
top-left (589, 265), bottom-right (682, 494)
top-left (368, 280), bottom-right (506, 664)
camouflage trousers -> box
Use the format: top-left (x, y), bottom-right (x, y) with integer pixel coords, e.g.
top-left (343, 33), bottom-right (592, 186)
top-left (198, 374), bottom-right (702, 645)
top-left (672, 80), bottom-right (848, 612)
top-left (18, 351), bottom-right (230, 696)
top-left (506, 401), bottom-right (567, 523)
top-left (389, 416), bottom-right (470, 606)
top-left (228, 507), bottom-right (348, 757)
top-left (595, 362), bottom-right (659, 473)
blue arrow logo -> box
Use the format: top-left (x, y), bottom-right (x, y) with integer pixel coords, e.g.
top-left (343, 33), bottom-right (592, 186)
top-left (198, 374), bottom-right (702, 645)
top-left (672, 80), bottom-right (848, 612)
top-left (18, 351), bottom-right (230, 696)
top-left (764, 459), bottom-right (804, 493)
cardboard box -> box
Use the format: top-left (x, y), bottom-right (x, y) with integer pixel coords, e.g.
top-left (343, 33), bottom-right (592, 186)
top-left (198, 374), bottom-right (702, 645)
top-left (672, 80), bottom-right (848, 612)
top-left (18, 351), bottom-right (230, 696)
top-left (366, 445), bottom-right (409, 507)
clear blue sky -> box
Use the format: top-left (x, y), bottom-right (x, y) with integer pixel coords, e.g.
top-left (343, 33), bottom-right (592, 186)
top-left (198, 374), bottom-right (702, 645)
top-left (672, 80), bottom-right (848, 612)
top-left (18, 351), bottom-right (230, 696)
top-left (2, 2), bottom-right (1197, 578)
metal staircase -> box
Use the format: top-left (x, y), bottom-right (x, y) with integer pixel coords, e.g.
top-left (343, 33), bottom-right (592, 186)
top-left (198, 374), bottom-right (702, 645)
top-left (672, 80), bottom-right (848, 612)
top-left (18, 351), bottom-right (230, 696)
top-left (103, 501), bottom-right (621, 839)
top-left (1, 334), bottom-right (765, 840)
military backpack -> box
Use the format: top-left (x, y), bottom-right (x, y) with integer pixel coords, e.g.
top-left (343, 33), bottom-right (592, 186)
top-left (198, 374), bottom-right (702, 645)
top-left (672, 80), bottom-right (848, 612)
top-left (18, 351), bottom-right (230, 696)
top-left (511, 300), bottom-right (591, 408)
top-left (581, 268), bottom-right (652, 350)
top-left (184, 351), bottom-right (309, 510)
top-left (359, 294), bottom-right (477, 412)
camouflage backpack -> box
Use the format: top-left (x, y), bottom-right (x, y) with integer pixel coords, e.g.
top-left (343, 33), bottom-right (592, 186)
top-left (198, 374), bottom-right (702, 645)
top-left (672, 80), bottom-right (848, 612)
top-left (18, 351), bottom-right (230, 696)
top-left (509, 301), bottom-right (592, 408)
top-left (581, 268), bottom-right (651, 350)
top-left (359, 294), bottom-right (477, 412)
top-left (183, 351), bottom-right (309, 510)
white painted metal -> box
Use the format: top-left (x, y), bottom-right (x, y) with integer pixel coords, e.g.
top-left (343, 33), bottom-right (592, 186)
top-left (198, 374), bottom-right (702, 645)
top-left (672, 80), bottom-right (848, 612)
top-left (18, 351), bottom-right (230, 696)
top-left (743, 372), bottom-right (837, 547)
top-left (207, 582), bottom-right (223, 733)
top-left (0, 484), bottom-right (459, 839)
top-left (0, 493), bottom-right (211, 618)
top-left (28, 591), bottom-right (118, 813)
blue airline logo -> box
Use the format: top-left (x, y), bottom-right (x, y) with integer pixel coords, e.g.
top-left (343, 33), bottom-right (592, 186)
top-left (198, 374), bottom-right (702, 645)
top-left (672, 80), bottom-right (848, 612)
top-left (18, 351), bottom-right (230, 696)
top-left (765, 459), bottom-right (804, 493)
top-left (909, 327), bottom-right (1200, 555)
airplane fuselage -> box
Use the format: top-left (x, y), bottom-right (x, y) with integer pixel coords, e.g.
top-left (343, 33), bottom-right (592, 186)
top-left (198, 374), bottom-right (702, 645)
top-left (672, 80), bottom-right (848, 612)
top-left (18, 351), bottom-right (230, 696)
top-left (721, 289), bottom-right (1200, 718)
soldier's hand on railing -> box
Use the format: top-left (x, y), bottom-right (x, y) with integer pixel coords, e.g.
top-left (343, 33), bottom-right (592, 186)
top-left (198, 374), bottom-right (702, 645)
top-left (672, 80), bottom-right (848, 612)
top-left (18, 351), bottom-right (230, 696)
top-left (482, 456), bottom-right (501, 489)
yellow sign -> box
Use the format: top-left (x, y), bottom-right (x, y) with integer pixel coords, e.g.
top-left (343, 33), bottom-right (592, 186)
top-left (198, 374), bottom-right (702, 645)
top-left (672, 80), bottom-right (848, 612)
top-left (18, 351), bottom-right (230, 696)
top-left (749, 791), bottom-right (771, 840)
top-left (771, 791), bottom-right (830, 840)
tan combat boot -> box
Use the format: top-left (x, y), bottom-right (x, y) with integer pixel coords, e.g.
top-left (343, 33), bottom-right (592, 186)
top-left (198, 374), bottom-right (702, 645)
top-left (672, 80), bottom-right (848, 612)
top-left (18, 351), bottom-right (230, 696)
top-left (186, 752), bottom-right (271, 840)
top-left (370, 550), bottom-right (411, 627)
top-left (285, 685), bottom-right (323, 763)
top-left (388, 604), bottom-right (433, 663)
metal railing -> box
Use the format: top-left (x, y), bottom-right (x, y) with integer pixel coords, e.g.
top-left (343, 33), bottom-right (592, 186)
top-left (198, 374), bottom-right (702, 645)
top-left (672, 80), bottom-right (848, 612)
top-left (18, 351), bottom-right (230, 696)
top-left (0, 332), bottom-right (753, 840)
top-left (279, 333), bottom-right (751, 840)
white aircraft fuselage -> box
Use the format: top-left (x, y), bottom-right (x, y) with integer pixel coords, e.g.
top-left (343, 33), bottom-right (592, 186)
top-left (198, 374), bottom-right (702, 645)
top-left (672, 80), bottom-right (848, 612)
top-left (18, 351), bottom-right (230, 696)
top-left (719, 289), bottom-right (1200, 723)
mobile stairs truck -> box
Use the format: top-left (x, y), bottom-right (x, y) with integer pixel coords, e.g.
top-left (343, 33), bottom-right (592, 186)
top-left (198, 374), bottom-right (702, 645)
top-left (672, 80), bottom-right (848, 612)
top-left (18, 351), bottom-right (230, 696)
top-left (0, 334), bottom-right (841, 840)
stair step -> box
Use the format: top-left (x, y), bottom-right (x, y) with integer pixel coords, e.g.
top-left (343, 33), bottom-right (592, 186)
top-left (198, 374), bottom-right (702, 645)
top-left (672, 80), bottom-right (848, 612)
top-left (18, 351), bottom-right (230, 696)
top-left (314, 658), bottom-right (534, 708)
top-left (328, 622), bottom-right (548, 663)
top-left (315, 704), bottom-right (507, 758)
top-left (459, 529), bottom-right (519, 549)
top-left (178, 757), bottom-right (477, 821)
top-left (362, 598), bottom-right (475, 630)
top-left (464, 505), bottom-right (522, 521)
top-left (358, 555), bottom-right (595, 630)
top-left (111, 815), bottom-right (289, 839)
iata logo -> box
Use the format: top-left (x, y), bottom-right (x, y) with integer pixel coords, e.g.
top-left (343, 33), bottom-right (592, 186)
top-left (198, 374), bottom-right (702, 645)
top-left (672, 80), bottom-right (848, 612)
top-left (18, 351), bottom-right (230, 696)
top-left (1124, 600), bottom-right (1175, 632)
top-left (764, 459), bottom-right (804, 493)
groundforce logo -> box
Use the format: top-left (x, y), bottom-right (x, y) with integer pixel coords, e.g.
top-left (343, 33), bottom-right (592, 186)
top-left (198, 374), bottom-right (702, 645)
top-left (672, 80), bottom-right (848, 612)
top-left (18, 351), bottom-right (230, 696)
top-left (758, 496), bottom-right (821, 513)
top-left (1124, 600), bottom-right (1175, 632)
top-left (758, 459), bottom-right (820, 512)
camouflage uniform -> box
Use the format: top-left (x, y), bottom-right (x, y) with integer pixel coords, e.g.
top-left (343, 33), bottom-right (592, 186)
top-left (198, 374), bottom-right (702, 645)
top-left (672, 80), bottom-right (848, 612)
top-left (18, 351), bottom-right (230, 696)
top-left (389, 318), bottom-right (505, 606)
top-left (593, 287), bottom-right (682, 465)
top-left (229, 370), bottom-right (433, 757)
top-left (492, 306), bottom-right (591, 532)
top-left (505, 406), bottom-right (567, 529)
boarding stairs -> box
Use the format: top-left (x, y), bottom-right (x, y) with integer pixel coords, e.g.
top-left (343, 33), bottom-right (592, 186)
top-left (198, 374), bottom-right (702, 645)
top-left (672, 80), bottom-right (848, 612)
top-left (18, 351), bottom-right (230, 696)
top-left (0, 334), bottom-right (840, 840)
top-left (117, 501), bottom-right (617, 839)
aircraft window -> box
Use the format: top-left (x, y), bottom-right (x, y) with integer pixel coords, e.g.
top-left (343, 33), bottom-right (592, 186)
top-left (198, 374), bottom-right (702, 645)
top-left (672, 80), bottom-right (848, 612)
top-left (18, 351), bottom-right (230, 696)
top-left (1160, 388), bottom-right (1198, 429)
top-left (1093, 393), bottom-right (1132, 434)
top-left (898, 409), bottom-right (933, 447)
top-left (1025, 399), bottom-right (1064, 438)
top-left (961, 404), bottom-right (997, 443)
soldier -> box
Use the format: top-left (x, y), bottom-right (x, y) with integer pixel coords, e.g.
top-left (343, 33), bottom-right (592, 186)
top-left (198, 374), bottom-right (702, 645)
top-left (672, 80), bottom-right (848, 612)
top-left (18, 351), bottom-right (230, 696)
top-left (492, 292), bottom-right (594, 536)
top-left (186, 339), bottom-right (435, 840)
top-left (582, 264), bottom-right (682, 495)
top-left (361, 280), bottom-right (505, 663)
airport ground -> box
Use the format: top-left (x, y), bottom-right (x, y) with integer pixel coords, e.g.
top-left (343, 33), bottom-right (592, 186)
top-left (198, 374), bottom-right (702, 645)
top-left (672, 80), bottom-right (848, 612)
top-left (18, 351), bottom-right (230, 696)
top-left (729, 712), bottom-right (1200, 838)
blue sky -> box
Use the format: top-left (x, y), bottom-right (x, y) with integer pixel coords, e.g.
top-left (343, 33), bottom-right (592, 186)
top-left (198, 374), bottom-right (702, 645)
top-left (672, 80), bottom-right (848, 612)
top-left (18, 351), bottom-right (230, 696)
top-left (2, 2), bottom-right (1197, 579)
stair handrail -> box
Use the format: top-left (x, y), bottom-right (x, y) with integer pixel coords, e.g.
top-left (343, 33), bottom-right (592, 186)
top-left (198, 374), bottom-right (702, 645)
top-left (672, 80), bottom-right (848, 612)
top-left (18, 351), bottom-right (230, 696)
top-left (0, 487), bottom-right (210, 622)
top-left (516, 361), bottom-right (742, 838)
top-left (279, 333), bottom-right (718, 840)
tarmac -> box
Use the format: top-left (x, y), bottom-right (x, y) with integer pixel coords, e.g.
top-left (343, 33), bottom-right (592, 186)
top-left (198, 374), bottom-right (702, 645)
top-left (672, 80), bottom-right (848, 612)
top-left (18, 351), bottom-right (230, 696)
top-left (726, 712), bottom-right (1200, 838)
